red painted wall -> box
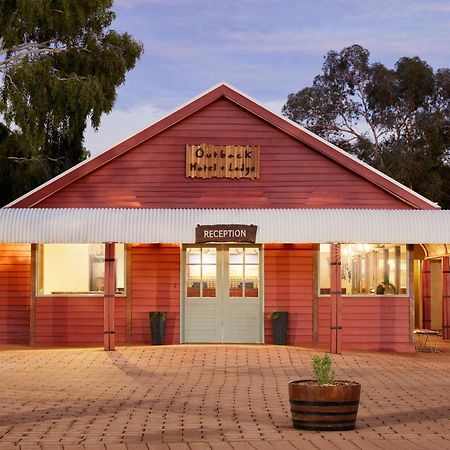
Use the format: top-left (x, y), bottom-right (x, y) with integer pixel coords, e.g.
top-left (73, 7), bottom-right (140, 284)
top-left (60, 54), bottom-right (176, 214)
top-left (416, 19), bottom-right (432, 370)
top-left (264, 244), bottom-right (313, 345)
top-left (34, 99), bottom-right (412, 210)
top-left (0, 244), bottom-right (31, 344)
top-left (35, 296), bottom-right (126, 346)
top-left (318, 298), bottom-right (331, 347)
top-left (318, 296), bottom-right (413, 352)
top-left (130, 244), bottom-right (180, 345)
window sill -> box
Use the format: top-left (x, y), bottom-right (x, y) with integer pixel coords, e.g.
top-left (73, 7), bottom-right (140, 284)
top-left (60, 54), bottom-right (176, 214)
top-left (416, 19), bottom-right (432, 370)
top-left (36, 293), bottom-right (127, 298)
top-left (318, 294), bottom-right (409, 298)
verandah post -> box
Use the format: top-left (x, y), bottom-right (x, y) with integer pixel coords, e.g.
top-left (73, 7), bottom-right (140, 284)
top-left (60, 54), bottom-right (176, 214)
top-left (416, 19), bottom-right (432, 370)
top-left (408, 244), bottom-right (415, 346)
top-left (30, 243), bottom-right (37, 346)
top-left (421, 259), bottom-right (431, 329)
top-left (104, 243), bottom-right (116, 351)
top-left (443, 256), bottom-right (450, 340)
top-left (330, 243), bottom-right (342, 354)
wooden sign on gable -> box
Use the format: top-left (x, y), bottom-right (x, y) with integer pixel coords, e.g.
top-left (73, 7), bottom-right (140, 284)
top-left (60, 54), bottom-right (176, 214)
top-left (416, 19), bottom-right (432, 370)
top-left (186, 144), bottom-right (260, 179)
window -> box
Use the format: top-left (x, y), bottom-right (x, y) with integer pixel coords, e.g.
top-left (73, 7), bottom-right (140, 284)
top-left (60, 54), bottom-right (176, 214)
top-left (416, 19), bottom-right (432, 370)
top-left (319, 244), bottom-right (407, 296)
top-left (229, 247), bottom-right (259, 298)
top-left (38, 244), bottom-right (126, 295)
top-left (186, 247), bottom-right (217, 298)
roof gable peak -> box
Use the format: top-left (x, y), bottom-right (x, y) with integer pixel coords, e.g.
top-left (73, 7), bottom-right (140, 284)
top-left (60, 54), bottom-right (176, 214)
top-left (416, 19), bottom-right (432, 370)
top-left (6, 82), bottom-right (438, 209)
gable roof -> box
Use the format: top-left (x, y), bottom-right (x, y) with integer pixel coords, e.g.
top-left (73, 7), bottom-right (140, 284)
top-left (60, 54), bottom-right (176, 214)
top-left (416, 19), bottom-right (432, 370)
top-left (6, 82), bottom-right (439, 209)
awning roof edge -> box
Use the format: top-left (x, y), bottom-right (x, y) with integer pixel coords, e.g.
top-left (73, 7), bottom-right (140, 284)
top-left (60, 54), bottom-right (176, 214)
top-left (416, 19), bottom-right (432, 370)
top-left (0, 208), bottom-right (449, 245)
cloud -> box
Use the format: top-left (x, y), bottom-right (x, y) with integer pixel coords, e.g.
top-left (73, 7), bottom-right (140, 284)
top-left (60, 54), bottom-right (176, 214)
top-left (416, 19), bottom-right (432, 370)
top-left (223, 26), bottom-right (449, 57)
top-left (84, 103), bottom-right (164, 155)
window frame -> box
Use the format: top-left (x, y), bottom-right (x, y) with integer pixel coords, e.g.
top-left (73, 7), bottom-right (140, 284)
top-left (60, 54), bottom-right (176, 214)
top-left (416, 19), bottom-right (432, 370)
top-left (182, 243), bottom-right (263, 301)
top-left (317, 243), bottom-right (410, 298)
top-left (36, 243), bottom-right (127, 297)
top-left (185, 246), bottom-right (218, 299)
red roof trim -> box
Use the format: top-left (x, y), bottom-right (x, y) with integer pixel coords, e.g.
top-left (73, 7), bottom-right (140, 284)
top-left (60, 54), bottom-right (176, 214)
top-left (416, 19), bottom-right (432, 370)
top-left (8, 83), bottom-right (438, 210)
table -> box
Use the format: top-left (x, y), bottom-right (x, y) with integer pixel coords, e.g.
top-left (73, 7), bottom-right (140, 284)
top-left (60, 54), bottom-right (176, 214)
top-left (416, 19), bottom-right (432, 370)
top-left (414, 329), bottom-right (442, 352)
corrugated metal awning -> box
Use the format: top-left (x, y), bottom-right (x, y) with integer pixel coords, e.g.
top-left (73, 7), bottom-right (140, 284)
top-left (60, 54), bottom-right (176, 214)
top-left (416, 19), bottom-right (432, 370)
top-left (0, 208), bottom-right (449, 245)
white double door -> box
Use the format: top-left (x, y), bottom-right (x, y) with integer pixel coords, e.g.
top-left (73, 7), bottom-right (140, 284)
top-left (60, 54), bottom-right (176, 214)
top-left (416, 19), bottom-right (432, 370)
top-left (183, 245), bottom-right (262, 343)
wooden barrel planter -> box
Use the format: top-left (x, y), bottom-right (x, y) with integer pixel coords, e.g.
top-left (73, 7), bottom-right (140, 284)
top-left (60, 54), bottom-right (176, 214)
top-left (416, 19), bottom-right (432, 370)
top-left (288, 380), bottom-right (361, 431)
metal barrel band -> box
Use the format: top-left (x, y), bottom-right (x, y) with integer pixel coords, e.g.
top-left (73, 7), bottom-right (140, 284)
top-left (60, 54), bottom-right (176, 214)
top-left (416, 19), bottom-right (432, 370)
top-left (289, 399), bottom-right (359, 407)
top-left (292, 422), bottom-right (355, 431)
top-left (293, 419), bottom-right (356, 425)
top-left (291, 410), bottom-right (357, 416)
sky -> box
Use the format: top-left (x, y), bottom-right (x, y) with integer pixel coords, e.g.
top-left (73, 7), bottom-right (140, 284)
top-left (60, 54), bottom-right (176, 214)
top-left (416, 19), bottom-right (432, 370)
top-left (84, 0), bottom-right (450, 154)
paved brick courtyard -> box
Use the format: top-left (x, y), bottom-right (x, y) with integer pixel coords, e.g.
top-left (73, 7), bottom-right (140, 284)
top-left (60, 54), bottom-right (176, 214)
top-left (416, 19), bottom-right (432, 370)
top-left (0, 344), bottom-right (449, 450)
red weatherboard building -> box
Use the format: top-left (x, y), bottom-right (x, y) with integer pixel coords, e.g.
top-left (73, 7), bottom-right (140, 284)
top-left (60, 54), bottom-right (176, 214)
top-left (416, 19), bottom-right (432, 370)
top-left (0, 83), bottom-right (449, 352)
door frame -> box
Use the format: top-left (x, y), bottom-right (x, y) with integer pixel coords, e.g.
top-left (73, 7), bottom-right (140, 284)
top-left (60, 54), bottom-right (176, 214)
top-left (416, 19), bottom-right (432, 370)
top-left (180, 243), bottom-right (264, 343)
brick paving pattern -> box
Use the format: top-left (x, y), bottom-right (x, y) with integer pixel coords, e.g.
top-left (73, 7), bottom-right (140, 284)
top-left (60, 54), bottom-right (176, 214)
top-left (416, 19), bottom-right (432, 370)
top-left (0, 344), bottom-right (449, 449)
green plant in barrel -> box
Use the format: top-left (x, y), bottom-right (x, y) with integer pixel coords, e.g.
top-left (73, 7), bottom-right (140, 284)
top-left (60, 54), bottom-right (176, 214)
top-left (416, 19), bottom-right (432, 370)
top-left (312, 353), bottom-right (335, 385)
top-left (288, 353), bottom-right (361, 431)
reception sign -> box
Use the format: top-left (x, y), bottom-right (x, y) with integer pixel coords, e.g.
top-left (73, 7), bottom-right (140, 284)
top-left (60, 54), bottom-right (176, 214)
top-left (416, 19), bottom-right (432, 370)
top-left (196, 224), bottom-right (257, 243)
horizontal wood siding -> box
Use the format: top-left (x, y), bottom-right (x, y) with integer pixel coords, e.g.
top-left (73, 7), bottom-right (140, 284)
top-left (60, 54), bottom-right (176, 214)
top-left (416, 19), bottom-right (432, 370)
top-left (35, 99), bottom-right (413, 209)
top-left (342, 297), bottom-right (413, 351)
top-left (35, 297), bottom-right (126, 346)
top-left (318, 298), bottom-right (331, 346)
top-left (318, 296), bottom-right (413, 352)
top-left (264, 244), bottom-right (313, 345)
top-left (0, 244), bottom-right (31, 344)
top-left (131, 244), bottom-right (180, 345)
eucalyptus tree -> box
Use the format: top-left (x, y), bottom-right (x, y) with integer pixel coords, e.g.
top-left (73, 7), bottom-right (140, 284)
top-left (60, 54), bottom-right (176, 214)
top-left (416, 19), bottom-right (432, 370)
top-left (283, 45), bottom-right (450, 208)
top-left (0, 0), bottom-right (143, 205)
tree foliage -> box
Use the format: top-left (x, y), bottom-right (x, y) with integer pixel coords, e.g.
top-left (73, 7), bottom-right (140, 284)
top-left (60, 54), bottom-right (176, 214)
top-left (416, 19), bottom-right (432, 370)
top-left (283, 45), bottom-right (450, 208)
top-left (0, 0), bottom-right (143, 206)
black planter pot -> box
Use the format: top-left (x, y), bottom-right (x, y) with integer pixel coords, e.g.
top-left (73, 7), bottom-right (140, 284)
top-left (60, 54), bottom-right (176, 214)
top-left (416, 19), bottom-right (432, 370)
top-left (149, 312), bottom-right (167, 345)
top-left (271, 311), bottom-right (288, 345)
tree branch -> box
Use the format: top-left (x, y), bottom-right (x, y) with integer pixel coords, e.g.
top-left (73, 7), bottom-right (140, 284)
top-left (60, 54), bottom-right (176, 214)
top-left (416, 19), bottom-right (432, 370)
top-left (335, 114), bottom-right (365, 140)
top-left (0, 41), bottom-right (92, 72)
top-left (355, 81), bottom-right (382, 154)
top-left (7, 155), bottom-right (66, 165)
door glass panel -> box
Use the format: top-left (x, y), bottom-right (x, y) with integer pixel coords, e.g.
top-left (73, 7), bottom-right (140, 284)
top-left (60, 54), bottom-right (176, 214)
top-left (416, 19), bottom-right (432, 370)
top-left (229, 247), bottom-right (244, 264)
top-left (245, 264), bottom-right (259, 297)
top-left (202, 247), bottom-right (216, 264)
top-left (228, 247), bottom-right (260, 298)
top-left (187, 248), bottom-right (201, 264)
top-left (229, 264), bottom-right (244, 297)
top-left (187, 264), bottom-right (201, 297)
top-left (245, 264), bottom-right (259, 278)
top-left (245, 248), bottom-right (259, 264)
top-left (186, 247), bottom-right (216, 298)
top-left (202, 264), bottom-right (216, 297)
